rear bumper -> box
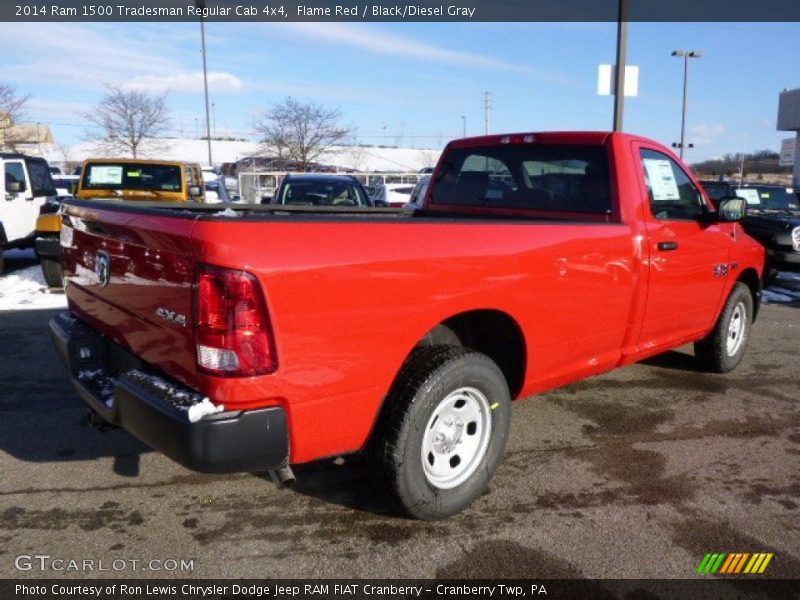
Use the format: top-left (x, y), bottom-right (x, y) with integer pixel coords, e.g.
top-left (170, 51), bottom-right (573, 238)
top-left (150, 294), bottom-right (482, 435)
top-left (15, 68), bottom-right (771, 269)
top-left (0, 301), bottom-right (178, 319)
top-left (50, 312), bottom-right (289, 473)
top-left (35, 235), bottom-right (60, 258)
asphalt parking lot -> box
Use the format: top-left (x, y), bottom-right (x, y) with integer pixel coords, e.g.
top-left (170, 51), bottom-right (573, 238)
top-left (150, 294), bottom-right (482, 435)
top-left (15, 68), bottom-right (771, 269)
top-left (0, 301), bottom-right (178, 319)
top-left (1, 271), bottom-right (798, 580)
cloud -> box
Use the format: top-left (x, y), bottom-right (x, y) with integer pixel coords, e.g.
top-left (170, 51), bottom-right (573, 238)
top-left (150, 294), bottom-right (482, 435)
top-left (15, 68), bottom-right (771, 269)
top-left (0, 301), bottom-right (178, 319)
top-left (124, 72), bottom-right (244, 94)
top-left (275, 23), bottom-right (572, 83)
top-left (690, 124), bottom-right (725, 147)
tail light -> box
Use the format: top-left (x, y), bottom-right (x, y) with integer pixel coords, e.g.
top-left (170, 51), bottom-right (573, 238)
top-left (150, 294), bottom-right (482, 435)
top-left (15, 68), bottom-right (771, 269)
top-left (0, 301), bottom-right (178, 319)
top-left (194, 264), bottom-right (277, 376)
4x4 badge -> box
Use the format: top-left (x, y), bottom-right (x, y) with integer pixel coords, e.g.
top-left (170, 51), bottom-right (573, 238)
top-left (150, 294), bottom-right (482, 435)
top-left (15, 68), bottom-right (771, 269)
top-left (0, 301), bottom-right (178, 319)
top-left (95, 251), bottom-right (111, 287)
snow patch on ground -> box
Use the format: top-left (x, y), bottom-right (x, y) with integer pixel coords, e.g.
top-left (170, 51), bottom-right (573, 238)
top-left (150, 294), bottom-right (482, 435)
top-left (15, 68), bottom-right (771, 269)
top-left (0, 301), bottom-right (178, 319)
top-left (0, 252), bottom-right (68, 311)
top-left (763, 272), bottom-right (800, 305)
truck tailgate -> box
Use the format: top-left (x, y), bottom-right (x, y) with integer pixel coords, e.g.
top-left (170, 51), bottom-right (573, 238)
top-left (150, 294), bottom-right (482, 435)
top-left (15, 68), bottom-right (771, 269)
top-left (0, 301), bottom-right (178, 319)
top-left (61, 203), bottom-right (200, 388)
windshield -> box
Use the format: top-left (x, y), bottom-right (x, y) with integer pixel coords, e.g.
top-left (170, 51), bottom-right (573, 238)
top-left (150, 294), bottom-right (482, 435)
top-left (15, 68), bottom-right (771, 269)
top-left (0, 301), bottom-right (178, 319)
top-left (81, 163), bottom-right (183, 192)
top-left (735, 187), bottom-right (799, 211)
top-left (279, 179), bottom-right (370, 206)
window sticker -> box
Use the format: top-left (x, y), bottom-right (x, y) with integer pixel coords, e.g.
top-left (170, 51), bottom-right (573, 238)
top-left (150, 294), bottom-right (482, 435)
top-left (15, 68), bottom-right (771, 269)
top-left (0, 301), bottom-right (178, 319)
top-left (127, 170), bottom-right (142, 178)
top-left (643, 158), bottom-right (680, 201)
top-left (89, 166), bottom-right (123, 185)
top-left (734, 189), bottom-right (761, 205)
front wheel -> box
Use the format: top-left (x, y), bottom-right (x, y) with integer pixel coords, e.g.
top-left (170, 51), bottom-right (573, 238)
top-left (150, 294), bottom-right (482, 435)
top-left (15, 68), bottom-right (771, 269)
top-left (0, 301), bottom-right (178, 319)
top-left (369, 346), bottom-right (511, 520)
top-left (694, 282), bottom-right (753, 373)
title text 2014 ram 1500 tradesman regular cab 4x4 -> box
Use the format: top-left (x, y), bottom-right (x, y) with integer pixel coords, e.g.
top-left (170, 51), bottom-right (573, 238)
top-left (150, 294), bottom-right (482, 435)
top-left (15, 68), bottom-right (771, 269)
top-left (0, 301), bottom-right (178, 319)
top-left (50, 132), bottom-right (764, 519)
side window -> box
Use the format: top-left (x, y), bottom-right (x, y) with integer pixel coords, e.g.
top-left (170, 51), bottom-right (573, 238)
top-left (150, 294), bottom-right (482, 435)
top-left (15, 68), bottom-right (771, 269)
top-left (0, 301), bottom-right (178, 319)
top-left (5, 161), bottom-right (27, 192)
top-left (640, 149), bottom-right (705, 220)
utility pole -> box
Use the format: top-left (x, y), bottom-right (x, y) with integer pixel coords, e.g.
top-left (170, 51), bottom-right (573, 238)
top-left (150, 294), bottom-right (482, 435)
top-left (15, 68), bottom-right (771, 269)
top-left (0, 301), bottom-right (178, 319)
top-left (483, 91), bottom-right (492, 135)
top-left (613, 0), bottom-right (629, 132)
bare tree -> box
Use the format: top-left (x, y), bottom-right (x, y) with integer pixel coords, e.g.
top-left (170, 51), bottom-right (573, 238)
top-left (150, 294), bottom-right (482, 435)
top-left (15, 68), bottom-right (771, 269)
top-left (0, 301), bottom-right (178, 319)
top-left (253, 97), bottom-right (353, 170)
top-left (0, 83), bottom-right (30, 150)
top-left (83, 86), bottom-right (170, 158)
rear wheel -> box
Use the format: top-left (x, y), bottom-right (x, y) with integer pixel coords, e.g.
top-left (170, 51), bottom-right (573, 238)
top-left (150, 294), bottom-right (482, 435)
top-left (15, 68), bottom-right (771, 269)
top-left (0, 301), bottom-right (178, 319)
top-left (369, 346), bottom-right (511, 520)
top-left (694, 282), bottom-right (753, 373)
top-left (41, 257), bottom-right (63, 288)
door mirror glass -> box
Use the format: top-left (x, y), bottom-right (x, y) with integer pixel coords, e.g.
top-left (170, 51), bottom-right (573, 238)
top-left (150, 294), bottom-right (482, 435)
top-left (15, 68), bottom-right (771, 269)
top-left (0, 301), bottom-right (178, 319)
top-left (188, 185), bottom-right (202, 198)
top-left (717, 196), bottom-right (747, 222)
top-left (7, 181), bottom-right (23, 193)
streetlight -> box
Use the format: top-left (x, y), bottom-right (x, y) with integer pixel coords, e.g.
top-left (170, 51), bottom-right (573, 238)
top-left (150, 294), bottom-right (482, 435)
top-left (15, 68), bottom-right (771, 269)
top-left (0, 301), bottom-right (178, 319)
top-left (671, 49), bottom-right (702, 160)
top-left (195, 0), bottom-right (213, 166)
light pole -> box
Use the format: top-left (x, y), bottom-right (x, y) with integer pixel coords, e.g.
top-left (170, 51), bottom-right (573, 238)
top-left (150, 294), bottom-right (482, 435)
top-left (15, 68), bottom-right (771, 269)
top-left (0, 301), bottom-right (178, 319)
top-left (461, 115), bottom-right (466, 137)
top-left (195, 0), bottom-right (213, 165)
top-left (672, 49), bottom-right (701, 160)
top-left (613, 0), bottom-right (629, 132)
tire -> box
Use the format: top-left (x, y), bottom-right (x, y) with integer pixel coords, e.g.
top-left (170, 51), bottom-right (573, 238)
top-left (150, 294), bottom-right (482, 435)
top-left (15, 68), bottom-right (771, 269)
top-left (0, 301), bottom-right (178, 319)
top-left (41, 257), bottom-right (64, 288)
top-left (694, 282), bottom-right (754, 373)
top-left (369, 346), bottom-right (511, 520)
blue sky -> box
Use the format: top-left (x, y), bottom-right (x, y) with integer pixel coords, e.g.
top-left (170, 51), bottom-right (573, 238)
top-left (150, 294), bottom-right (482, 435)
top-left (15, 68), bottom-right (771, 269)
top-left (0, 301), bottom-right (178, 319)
top-left (1, 21), bottom-right (797, 162)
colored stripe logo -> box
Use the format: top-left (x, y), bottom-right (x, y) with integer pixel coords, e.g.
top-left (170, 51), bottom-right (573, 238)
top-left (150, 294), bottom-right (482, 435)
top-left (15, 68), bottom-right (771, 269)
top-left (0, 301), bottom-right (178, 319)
top-left (696, 552), bottom-right (774, 574)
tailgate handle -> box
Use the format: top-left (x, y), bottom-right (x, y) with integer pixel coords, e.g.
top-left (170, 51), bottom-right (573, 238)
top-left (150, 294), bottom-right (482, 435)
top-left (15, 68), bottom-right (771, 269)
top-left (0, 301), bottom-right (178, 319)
top-left (657, 241), bottom-right (678, 251)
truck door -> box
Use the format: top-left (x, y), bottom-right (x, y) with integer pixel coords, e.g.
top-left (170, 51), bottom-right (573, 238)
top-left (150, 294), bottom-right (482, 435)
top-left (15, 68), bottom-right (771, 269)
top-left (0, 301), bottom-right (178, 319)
top-left (2, 159), bottom-right (33, 243)
top-left (634, 144), bottom-right (734, 350)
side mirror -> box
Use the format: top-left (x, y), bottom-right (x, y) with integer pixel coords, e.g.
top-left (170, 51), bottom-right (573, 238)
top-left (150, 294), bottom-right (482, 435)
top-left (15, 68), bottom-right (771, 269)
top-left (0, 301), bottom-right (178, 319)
top-left (7, 181), bottom-right (23, 193)
top-left (717, 195), bottom-right (747, 222)
top-left (373, 199), bottom-right (388, 207)
top-left (188, 185), bottom-right (202, 198)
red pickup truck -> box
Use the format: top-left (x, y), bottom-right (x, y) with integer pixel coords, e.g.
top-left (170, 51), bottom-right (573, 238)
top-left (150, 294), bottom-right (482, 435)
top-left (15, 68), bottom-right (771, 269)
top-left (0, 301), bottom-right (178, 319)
top-left (51, 132), bottom-right (763, 519)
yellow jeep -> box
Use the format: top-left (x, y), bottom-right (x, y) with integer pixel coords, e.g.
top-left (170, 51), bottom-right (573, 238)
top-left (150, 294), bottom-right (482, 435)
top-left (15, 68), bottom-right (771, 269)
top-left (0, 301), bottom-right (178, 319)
top-left (35, 159), bottom-right (206, 287)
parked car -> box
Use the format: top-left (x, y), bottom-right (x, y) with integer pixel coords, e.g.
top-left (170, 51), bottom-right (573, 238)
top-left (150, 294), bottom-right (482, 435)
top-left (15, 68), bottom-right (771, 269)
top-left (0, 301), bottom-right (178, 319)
top-left (269, 173), bottom-right (373, 207)
top-left (203, 180), bottom-right (231, 204)
top-left (51, 131), bottom-right (762, 519)
top-left (52, 175), bottom-right (79, 197)
top-left (404, 175), bottom-right (431, 208)
top-left (371, 182), bottom-right (416, 207)
top-left (34, 159), bottom-right (206, 287)
top-left (0, 152), bottom-right (56, 274)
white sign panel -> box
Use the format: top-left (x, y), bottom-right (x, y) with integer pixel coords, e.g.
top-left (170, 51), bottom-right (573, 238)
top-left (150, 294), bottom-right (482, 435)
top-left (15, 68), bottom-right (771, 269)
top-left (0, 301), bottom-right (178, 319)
top-left (780, 137), bottom-right (796, 167)
top-left (643, 158), bottom-right (680, 201)
top-left (88, 166), bottom-right (123, 185)
top-left (734, 188), bottom-right (762, 206)
top-left (597, 64), bottom-right (640, 97)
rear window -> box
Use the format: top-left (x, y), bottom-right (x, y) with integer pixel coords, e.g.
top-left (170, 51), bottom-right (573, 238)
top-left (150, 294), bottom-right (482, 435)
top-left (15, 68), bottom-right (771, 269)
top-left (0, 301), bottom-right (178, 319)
top-left (81, 163), bottom-right (183, 192)
top-left (429, 143), bottom-right (612, 215)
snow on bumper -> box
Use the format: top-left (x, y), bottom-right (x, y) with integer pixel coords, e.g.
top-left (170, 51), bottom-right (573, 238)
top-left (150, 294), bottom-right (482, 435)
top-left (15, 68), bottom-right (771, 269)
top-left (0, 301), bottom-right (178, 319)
top-left (49, 312), bottom-right (289, 473)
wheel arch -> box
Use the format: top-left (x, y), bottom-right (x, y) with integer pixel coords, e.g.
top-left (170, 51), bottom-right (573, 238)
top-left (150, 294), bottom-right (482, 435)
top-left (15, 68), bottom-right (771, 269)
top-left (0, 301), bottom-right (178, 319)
top-left (410, 308), bottom-right (527, 399)
top-left (736, 268), bottom-right (762, 322)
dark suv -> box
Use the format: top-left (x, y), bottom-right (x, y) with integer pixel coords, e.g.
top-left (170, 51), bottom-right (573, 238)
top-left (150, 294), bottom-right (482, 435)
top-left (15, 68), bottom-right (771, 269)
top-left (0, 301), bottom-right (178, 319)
top-left (722, 184), bottom-right (799, 281)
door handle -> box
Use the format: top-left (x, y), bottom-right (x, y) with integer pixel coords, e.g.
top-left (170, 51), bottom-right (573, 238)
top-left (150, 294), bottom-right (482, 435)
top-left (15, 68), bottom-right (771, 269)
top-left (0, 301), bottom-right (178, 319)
top-left (657, 241), bottom-right (679, 251)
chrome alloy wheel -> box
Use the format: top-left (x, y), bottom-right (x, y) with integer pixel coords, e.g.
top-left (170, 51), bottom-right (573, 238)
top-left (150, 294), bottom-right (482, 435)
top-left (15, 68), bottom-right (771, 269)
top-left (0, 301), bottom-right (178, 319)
top-left (421, 386), bottom-right (492, 489)
top-left (726, 301), bottom-right (747, 357)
